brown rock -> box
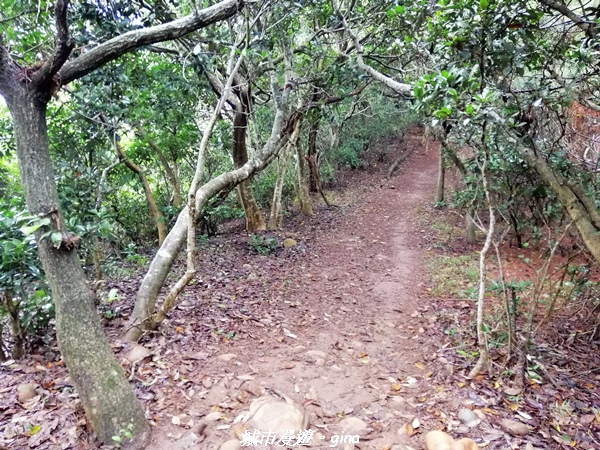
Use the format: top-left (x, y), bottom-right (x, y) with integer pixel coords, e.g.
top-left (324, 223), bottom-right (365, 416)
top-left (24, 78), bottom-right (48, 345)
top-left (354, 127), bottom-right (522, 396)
top-left (125, 344), bottom-right (152, 363)
top-left (235, 395), bottom-right (308, 437)
top-left (217, 353), bottom-right (238, 362)
top-left (498, 418), bottom-right (530, 436)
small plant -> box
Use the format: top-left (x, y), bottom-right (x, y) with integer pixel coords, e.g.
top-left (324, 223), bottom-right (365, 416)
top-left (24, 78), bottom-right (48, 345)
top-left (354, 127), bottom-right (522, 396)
top-left (111, 423), bottom-right (134, 448)
top-left (249, 234), bottom-right (278, 255)
top-left (122, 243), bottom-right (148, 266)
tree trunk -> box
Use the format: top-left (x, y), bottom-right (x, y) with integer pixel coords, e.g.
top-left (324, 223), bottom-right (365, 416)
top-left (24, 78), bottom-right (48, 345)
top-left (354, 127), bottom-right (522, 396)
top-left (296, 139), bottom-right (314, 216)
top-left (268, 116), bottom-right (302, 229)
top-left (330, 123), bottom-right (340, 154)
top-left (136, 125), bottom-right (183, 208)
top-left (268, 146), bottom-right (292, 229)
top-left (466, 211), bottom-right (477, 244)
top-left (123, 74), bottom-right (295, 341)
top-left (233, 110), bottom-right (265, 231)
top-left (468, 141), bottom-right (493, 379)
top-left (517, 144), bottom-right (600, 264)
top-left (114, 137), bottom-right (168, 245)
top-left (435, 144), bottom-right (445, 203)
top-left (7, 91), bottom-right (148, 447)
top-left (307, 111), bottom-right (320, 192)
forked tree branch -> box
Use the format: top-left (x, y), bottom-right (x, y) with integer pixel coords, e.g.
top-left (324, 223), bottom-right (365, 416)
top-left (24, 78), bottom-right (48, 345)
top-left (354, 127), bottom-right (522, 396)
top-left (537, 0), bottom-right (596, 38)
top-left (31, 0), bottom-right (74, 87)
top-left (59, 0), bottom-right (244, 84)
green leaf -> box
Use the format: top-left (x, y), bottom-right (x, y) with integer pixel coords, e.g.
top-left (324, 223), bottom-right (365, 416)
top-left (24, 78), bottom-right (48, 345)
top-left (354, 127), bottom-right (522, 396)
top-left (50, 232), bottom-right (63, 247)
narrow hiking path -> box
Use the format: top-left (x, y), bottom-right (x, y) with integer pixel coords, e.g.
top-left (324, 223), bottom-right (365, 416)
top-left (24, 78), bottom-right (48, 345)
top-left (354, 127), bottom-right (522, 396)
top-left (2, 130), bottom-right (466, 450)
top-left (144, 131), bottom-right (450, 450)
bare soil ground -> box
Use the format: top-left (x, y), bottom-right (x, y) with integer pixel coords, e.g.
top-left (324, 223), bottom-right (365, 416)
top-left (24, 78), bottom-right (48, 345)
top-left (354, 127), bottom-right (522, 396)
top-left (2, 130), bottom-right (599, 450)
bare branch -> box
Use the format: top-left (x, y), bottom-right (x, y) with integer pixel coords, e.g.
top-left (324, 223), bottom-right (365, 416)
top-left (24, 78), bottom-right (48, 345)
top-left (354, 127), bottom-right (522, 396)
top-left (537, 0), bottom-right (596, 38)
top-left (338, 16), bottom-right (413, 95)
top-left (31, 0), bottom-right (74, 88)
top-left (59, 0), bottom-right (244, 85)
top-left (306, 80), bottom-right (372, 110)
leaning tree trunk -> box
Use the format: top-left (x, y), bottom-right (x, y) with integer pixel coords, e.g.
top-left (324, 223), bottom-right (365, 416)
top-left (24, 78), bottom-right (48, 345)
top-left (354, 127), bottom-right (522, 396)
top-left (517, 144), bottom-right (600, 264)
top-left (123, 72), bottom-right (295, 342)
top-left (114, 137), bottom-right (167, 245)
top-left (233, 110), bottom-right (266, 231)
top-left (7, 90), bottom-right (148, 447)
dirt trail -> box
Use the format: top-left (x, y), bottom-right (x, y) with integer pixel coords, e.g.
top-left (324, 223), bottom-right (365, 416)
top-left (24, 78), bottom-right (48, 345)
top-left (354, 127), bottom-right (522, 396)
top-left (145, 133), bottom-right (444, 450)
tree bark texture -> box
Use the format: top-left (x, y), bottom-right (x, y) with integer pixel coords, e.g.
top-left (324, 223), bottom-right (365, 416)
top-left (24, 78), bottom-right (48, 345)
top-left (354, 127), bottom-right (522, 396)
top-left (233, 109), bottom-right (266, 231)
top-left (517, 145), bottom-right (600, 264)
top-left (6, 90), bottom-right (148, 447)
top-left (268, 115), bottom-right (303, 229)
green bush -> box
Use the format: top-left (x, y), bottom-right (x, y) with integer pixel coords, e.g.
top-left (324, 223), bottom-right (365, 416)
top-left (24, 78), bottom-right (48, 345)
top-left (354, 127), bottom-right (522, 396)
top-left (0, 203), bottom-right (53, 359)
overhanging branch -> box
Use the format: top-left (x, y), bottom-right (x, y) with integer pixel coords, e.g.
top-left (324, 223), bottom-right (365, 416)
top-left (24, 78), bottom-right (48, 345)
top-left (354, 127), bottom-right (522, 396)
top-left (537, 0), bottom-right (596, 38)
top-left (59, 0), bottom-right (244, 84)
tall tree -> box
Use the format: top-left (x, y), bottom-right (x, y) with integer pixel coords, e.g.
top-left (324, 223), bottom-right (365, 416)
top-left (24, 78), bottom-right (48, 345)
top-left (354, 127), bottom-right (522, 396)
top-left (0, 0), bottom-right (243, 445)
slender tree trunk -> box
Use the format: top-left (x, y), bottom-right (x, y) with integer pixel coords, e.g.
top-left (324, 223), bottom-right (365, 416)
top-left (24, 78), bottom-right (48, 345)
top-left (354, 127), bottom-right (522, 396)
top-left (468, 142), bottom-right (493, 379)
top-left (296, 138), bottom-right (314, 216)
top-left (435, 144), bottom-right (445, 203)
top-left (307, 111), bottom-right (320, 192)
top-left (233, 110), bottom-right (266, 231)
top-left (268, 116), bottom-right (302, 229)
top-left (465, 212), bottom-right (477, 244)
top-left (3, 292), bottom-right (24, 359)
top-left (330, 123), bottom-right (340, 154)
top-left (114, 137), bottom-right (167, 245)
top-left (7, 90), bottom-right (148, 447)
top-left (135, 125), bottom-right (183, 208)
top-left (268, 146), bottom-right (292, 229)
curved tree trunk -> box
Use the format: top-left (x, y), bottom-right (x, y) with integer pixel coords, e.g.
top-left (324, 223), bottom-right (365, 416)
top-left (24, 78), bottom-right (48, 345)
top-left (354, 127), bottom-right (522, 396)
top-left (135, 124), bottom-right (183, 208)
top-left (114, 137), bottom-right (167, 245)
top-left (233, 110), bottom-right (266, 231)
top-left (7, 89), bottom-right (148, 448)
top-left (123, 72), bottom-right (295, 342)
top-left (517, 144), bottom-right (600, 263)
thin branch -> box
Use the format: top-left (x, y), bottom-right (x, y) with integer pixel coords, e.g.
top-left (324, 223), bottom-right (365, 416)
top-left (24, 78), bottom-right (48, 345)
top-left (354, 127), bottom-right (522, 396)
top-left (338, 16), bottom-right (412, 95)
top-left (537, 0), bottom-right (596, 38)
